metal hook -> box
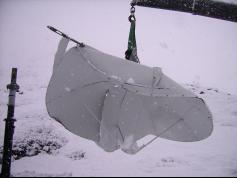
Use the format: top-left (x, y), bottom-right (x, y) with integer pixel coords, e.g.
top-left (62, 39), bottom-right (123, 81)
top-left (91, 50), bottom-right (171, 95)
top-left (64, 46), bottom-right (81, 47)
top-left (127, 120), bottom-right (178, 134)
top-left (129, 15), bottom-right (136, 22)
top-left (130, 6), bottom-right (136, 14)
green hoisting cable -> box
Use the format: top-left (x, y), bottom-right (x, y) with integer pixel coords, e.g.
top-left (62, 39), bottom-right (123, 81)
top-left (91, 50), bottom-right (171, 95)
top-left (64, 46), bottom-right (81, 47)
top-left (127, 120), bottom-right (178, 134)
top-left (125, 5), bottom-right (140, 64)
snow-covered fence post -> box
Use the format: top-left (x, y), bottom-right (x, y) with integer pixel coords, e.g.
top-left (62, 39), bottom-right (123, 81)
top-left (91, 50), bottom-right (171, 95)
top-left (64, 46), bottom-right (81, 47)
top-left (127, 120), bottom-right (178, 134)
top-left (1, 68), bottom-right (20, 177)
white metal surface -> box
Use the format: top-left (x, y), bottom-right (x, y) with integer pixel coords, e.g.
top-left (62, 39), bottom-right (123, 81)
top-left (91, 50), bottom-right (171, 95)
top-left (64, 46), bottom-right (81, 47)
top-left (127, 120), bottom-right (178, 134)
top-left (46, 38), bottom-right (213, 154)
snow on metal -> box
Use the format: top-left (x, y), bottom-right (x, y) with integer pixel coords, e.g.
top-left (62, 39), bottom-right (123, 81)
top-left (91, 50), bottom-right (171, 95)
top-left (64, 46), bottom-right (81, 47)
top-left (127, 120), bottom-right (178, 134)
top-left (46, 37), bottom-right (213, 154)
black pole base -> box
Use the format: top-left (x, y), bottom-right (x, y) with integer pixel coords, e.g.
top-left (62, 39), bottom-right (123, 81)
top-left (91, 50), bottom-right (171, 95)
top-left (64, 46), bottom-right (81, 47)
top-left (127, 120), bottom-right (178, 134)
top-left (1, 68), bottom-right (20, 178)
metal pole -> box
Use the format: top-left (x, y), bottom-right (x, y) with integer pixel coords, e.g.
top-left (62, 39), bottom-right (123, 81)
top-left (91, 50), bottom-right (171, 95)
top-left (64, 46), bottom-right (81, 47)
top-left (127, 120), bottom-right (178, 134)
top-left (47, 26), bottom-right (85, 47)
top-left (1, 68), bottom-right (20, 177)
top-left (131, 0), bottom-right (237, 23)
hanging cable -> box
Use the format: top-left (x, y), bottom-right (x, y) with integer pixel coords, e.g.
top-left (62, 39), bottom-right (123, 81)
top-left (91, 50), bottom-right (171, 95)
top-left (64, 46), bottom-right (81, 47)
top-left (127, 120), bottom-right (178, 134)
top-left (125, 4), bottom-right (140, 64)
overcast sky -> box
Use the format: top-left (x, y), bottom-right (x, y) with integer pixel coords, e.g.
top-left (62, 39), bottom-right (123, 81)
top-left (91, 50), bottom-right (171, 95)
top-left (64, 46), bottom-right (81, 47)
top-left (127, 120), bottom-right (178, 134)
top-left (0, 0), bottom-right (237, 95)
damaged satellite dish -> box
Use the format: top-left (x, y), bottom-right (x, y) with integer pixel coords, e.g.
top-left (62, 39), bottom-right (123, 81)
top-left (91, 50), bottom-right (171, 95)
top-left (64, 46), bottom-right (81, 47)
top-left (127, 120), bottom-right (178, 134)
top-left (46, 0), bottom-right (237, 155)
top-left (46, 28), bottom-right (213, 154)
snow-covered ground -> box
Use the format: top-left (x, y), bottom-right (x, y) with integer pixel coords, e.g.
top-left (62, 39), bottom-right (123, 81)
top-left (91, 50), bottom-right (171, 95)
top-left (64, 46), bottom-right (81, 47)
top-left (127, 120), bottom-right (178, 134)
top-left (0, 0), bottom-right (237, 177)
top-left (1, 83), bottom-right (237, 177)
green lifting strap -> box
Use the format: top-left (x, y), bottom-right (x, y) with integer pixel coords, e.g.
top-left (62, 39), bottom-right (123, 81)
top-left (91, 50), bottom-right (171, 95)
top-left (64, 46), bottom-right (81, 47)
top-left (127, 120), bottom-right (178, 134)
top-left (125, 16), bottom-right (140, 63)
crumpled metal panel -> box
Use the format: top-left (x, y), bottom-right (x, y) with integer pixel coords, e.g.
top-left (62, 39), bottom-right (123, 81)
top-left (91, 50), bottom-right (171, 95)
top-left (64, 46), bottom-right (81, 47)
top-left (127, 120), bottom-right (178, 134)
top-left (46, 38), bottom-right (213, 154)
